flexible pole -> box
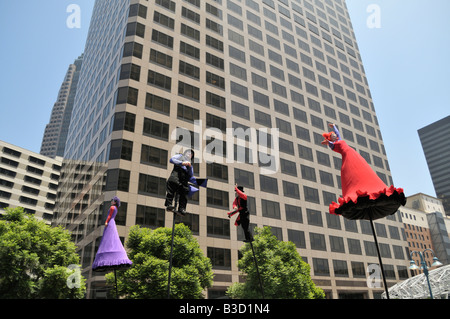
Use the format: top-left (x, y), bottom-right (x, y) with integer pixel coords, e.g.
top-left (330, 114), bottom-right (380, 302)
top-left (250, 241), bottom-right (265, 299)
top-left (369, 216), bottom-right (390, 299)
top-left (167, 195), bottom-right (178, 299)
top-left (114, 269), bottom-right (118, 299)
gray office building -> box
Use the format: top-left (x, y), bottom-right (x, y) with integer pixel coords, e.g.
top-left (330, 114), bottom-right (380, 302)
top-left (53, 0), bottom-right (410, 298)
top-left (418, 115), bottom-right (450, 215)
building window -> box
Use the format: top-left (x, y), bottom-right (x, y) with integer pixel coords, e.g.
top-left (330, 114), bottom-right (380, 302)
top-left (178, 81), bottom-right (200, 101)
top-left (150, 49), bottom-right (173, 69)
top-left (179, 61), bottom-right (200, 79)
top-left (207, 247), bottom-right (231, 270)
top-left (148, 70), bottom-right (172, 91)
top-left (151, 29), bottom-right (174, 48)
top-left (143, 118), bottom-right (169, 140)
top-left (310, 233), bottom-right (326, 251)
top-left (207, 188), bottom-right (229, 208)
top-left (177, 103), bottom-right (200, 122)
top-left (145, 93), bottom-right (170, 115)
top-left (260, 175), bottom-right (278, 194)
top-left (207, 163), bottom-right (228, 182)
top-left (333, 260), bottom-right (349, 277)
top-left (116, 87), bottom-right (139, 106)
top-left (329, 235), bottom-right (345, 253)
top-left (304, 186), bottom-right (320, 204)
top-left (140, 145), bottom-right (168, 168)
top-left (126, 22), bottom-right (145, 38)
top-left (261, 199), bottom-right (280, 219)
top-left (285, 204), bottom-right (302, 223)
top-left (136, 205), bottom-right (165, 229)
top-left (307, 209), bottom-right (323, 227)
top-left (282, 180), bottom-right (300, 199)
top-left (206, 71), bottom-right (225, 89)
top-left (288, 229), bottom-right (306, 248)
top-left (109, 139), bottom-right (133, 161)
top-left (207, 217), bottom-right (230, 239)
top-left (138, 173), bottom-right (166, 197)
top-left (181, 23), bottom-right (200, 41)
top-left (347, 238), bottom-right (362, 255)
top-left (234, 168), bottom-right (254, 189)
top-left (313, 258), bottom-right (330, 276)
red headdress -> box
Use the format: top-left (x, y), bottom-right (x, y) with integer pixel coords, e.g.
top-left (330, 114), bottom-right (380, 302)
top-left (321, 132), bottom-right (334, 145)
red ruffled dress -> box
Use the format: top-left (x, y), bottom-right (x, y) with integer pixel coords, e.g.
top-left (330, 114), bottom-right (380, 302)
top-left (326, 128), bottom-right (406, 220)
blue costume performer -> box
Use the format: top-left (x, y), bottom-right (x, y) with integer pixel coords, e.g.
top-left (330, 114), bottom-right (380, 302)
top-left (164, 149), bottom-right (197, 216)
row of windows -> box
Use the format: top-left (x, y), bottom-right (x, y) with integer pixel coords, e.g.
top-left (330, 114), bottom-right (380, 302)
top-left (109, 108), bottom-right (389, 183)
top-left (111, 200), bottom-right (405, 255)
top-left (115, 84), bottom-right (385, 168)
top-left (1, 147), bottom-right (61, 171)
top-left (127, 4), bottom-right (371, 109)
top-left (207, 244), bottom-right (408, 280)
top-left (104, 170), bottom-right (401, 239)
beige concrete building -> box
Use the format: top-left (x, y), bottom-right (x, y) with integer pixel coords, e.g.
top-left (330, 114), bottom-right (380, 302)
top-left (400, 194), bottom-right (450, 274)
top-left (53, 0), bottom-right (410, 298)
top-left (0, 140), bottom-right (62, 223)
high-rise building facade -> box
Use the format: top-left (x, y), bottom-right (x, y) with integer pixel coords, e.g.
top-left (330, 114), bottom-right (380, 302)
top-left (0, 140), bottom-right (62, 223)
top-left (418, 115), bottom-right (450, 216)
top-left (54, 0), bottom-right (410, 299)
top-left (40, 54), bottom-right (84, 158)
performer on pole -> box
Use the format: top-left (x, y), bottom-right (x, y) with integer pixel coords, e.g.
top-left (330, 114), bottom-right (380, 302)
top-left (321, 123), bottom-right (405, 220)
top-left (92, 196), bottom-right (132, 272)
top-left (165, 149), bottom-right (196, 216)
top-left (228, 184), bottom-right (253, 242)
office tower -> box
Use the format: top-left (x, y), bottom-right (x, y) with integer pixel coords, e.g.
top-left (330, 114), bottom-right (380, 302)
top-left (0, 140), bottom-right (62, 223)
top-left (418, 115), bottom-right (450, 216)
top-left (54, 0), bottom-right (410, 298)
top-left (40, 54), bottom-right (84, 158)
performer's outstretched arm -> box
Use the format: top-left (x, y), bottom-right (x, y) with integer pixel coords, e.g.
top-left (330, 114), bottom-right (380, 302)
top-left (330, 123), bottom-right (341, 140)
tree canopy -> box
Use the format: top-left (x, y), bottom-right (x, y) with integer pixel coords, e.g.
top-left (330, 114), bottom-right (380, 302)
top-left (106, 223), bottom-right (213, 298)
top-left (227, 226), bottom-right (325, 299)
top-left (0, 207), bottom-right (86, 298)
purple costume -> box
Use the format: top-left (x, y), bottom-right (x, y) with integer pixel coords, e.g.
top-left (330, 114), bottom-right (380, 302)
top-left (92, 200), bottom-right (132, 271)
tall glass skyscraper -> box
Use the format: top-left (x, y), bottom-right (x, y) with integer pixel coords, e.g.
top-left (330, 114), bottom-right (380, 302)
top-left (40, 55), bottom-right (83, 158)
top-left (53, 0), bottom-right (410, 299)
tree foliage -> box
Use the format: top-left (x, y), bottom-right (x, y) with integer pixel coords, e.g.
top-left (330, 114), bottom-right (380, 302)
top-left (0, 207), bottom-right (86, 298)
top-left (106, 223), bottom-right (213, 299)
top-left (227, 226), bottom-right (325, 299)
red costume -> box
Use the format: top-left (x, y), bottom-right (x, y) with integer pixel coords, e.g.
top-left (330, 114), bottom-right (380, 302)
top-left (323, 125), bottom-right (406, 220)
top-left (228, 185), bottom-right (253, 242)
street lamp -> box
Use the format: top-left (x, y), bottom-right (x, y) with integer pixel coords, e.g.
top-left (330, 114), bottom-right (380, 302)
top-left (408, 249), bottom-right (443, 299)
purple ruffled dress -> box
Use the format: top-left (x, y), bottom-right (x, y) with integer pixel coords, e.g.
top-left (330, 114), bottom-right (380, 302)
top-left (92, 205), bottom-right (132, 271)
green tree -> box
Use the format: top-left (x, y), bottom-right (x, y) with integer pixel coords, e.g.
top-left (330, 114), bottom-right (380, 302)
top-left (106, 223), bottom-right (213, 299)
top-left (0, 207), bottom-right (86, 298)
top-left (227, 226), bottom-right (325, 299)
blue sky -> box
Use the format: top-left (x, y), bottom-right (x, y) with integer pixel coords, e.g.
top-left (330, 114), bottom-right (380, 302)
top-left (0, 1), bottom-right (449, 198)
